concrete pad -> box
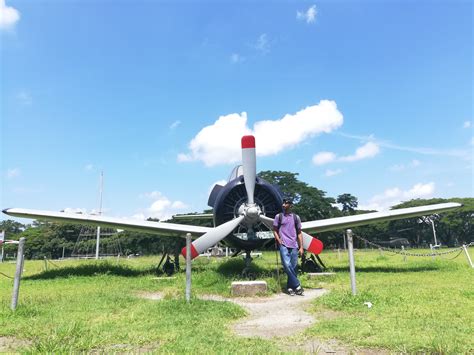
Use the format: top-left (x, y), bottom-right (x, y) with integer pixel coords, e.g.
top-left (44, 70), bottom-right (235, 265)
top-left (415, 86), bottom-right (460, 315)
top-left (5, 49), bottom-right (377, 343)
top-left (231, 280), bottom-right (267, 296)
top-left (306, 272), bottom-right (336, 279)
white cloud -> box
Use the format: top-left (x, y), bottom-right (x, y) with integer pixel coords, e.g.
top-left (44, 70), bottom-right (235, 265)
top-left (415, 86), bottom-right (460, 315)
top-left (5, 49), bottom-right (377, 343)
top-left (6, 168), bottom-right (20, 179)
top-left (338, 131), bottom-right (469, 158)
top-left (254, 33), bottom-right (270, 53)
top-left (325, 169), bottom-right (342, 177)
top-left (389, 164), bottom-right (405, 172)
top-left (0, 0), bottom-right (20, 30)
top-left (471, 137), bottom-right (474, 146)
top-left (312, 142), bottom-right (380, 167)
top-left (171, 200), bottom-right (188, 209)
top-left (297, 5), bottom-right (317, 24)
top-left (170, 120), bottom-right (181, 130)
top-left (139, 191), bottom-right (189, 221)
top-left (84, 164), bottom-right (94, 171)
top-left (339, 142), bottom-right (380, 162)
top-left (178, 100), bottom-right (343, 166)
top-left (463, 121), bottom-right (471, 129)
top-left (359, 182), bottom-right (435, 211)
top-left (230, 53), bottom-right (244, 63)
top-left (388, 159), bottom-right (421, 172)
top-left (17, 91), bottom-right (32, 105)
top-left (312, 152), bottom-right (336, 166)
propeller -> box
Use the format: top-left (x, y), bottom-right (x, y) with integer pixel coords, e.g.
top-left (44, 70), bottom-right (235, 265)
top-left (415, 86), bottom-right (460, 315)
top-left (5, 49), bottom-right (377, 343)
top-left (181, 135), bottom-right (263, 260)
top-left (181, 215), bottom-right (244, 259)
top-left (241, 135), bottom-right (256, 205)
top-left (259, 215), bottom-right (324, 255)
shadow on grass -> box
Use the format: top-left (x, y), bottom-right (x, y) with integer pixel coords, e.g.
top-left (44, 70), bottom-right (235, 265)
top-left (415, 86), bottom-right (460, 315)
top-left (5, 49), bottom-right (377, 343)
top-left (215, 258), bottom-right (273, 279)
top-left (25, 263), bottom-right (157, 280)
top-left (329, 265), bottom-right (441, 273)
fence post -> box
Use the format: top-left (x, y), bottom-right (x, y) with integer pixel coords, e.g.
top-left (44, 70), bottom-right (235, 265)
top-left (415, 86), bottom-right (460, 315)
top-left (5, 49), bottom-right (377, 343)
top-left (401, 246), bottom-right (407, 262)
top-left (185, 233), bottom-right (192, 302)
top-left (462, 245), bottom-right (474, 268)
top-left (11, 237), bottom-right (26, 311)
top-left (346, 230), bottom-right (357, 295)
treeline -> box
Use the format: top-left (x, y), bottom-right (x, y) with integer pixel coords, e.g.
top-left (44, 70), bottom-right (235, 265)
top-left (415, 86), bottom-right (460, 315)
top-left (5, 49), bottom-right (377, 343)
top-left (1, 171), bottom-right (472, 259)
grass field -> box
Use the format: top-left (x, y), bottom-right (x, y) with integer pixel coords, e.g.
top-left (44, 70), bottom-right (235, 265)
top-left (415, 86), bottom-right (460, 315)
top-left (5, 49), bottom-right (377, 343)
top-left (1, 247), bottom-right (473, 353)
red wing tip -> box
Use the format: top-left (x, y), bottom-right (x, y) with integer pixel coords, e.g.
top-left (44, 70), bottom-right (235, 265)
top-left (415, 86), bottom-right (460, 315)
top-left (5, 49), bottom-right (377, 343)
top-left (241, 135), bottom-right (256, 148)
top-left (181, 244), bottom-right (199, 259)
top-left (307, 237), bottom-right (324, 255)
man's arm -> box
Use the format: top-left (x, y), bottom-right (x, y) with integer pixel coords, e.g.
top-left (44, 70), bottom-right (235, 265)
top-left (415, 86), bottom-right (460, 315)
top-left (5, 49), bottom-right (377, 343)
top-left (273, 228), bottom-right (282, 245)
top-left (297, 231), bottom-right (303, 256)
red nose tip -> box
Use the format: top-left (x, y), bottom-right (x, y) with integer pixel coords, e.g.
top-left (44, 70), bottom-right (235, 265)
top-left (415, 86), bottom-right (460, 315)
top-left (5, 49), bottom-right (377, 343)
top-left (307, 237), bottom-right (324, 255)
top-left (181, 244), bottom-right (199, 259)
top-left (241, 135), bottom-right (255, 149)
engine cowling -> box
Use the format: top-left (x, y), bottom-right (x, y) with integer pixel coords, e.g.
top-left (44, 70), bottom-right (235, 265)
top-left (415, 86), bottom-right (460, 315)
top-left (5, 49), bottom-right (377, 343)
top-left (208, 176), bottom-right (283, 250)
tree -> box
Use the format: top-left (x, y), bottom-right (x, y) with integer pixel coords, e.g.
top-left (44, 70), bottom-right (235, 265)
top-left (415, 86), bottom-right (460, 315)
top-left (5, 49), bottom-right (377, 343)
top-left (336, 193), bottom-right (358, 215)
top-left (258, 171), bottom-right (338, 221)
top-left (0, 220), bottom-right (25, 235)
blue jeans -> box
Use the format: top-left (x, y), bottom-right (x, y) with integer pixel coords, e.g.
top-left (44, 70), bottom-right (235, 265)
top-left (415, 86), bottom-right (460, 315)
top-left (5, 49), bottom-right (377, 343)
top-left (279, 245), bottom-right (300, 290)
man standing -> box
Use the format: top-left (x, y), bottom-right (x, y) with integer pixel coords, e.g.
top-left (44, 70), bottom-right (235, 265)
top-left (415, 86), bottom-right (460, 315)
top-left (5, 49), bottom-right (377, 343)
top-left (273, 198), bottom-right (304, 296)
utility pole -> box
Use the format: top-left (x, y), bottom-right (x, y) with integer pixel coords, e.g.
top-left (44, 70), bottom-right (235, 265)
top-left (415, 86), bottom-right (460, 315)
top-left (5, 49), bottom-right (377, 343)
top-left (95, 171), bottom-right (104, 260)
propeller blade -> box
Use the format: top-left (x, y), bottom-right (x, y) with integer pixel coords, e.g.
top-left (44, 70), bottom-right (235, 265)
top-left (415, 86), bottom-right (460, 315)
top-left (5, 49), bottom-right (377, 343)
top-left (259, 215), bottom-right (323, 255)
top-left (301, 231), bottom-right (324, 255)
top-left (241, 135), bottom-right (256, 204)
top-left (181, 215), bottom-right (244, 259)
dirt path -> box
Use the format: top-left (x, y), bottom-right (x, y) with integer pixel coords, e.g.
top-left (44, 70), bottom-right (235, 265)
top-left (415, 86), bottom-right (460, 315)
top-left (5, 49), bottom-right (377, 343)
top-left (140, 289), bottom-right (389, 354)
top-left (201, 288), bottom-right (328, 338)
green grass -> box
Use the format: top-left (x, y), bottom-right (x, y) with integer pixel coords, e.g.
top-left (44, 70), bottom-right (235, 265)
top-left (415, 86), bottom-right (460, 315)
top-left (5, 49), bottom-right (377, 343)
top-left (305, 249), bottom-right (474, 354)
top-left (1, 247), bottom-right (473, 353)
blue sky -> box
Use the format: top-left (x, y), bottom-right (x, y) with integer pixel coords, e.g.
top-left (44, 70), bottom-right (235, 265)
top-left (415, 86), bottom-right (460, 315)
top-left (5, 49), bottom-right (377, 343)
top-left (1, 0), bottom-right (472, 222)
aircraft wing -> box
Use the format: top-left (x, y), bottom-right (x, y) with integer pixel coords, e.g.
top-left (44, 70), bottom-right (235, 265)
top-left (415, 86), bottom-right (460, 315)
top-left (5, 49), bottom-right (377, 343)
top-left (2, 208), bottom-right (212, 238)
top-left (300, 202), bottom-right (462, 234)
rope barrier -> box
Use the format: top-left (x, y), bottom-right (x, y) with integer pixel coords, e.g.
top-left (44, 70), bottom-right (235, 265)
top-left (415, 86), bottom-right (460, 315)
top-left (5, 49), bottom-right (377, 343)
top-left (352, 234), bottom-right (470, 257)
top-left (45, 259), bottom-right (60, 268)
top-left (440, 248), bottom-right (465, 260)
top-left (0, 271), bottom-right (14, 279)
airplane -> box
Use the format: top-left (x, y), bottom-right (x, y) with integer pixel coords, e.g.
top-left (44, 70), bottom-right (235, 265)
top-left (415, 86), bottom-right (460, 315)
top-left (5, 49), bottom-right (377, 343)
top-left (2, 135), bottom-right (461, 275)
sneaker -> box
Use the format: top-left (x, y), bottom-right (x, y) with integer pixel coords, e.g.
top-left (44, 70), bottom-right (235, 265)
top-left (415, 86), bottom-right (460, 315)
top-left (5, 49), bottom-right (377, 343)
top-left (295, 286), bottom-right (304, 296)
top-left (287, 288), bottom-right (295, 296)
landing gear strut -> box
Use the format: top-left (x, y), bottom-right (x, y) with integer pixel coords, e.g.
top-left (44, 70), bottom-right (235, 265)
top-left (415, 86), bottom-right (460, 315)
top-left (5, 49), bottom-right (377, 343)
top-left (301, 252), bottom-right (326, 273)
top-left (156, 246), bottom-right (181, 276)
top-left (241, 250), bottom-right (256, 280)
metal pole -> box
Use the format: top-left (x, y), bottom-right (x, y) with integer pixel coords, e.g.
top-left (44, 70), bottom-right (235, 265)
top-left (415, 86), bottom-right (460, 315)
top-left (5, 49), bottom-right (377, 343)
top-left (346, 229), bottom-right (357, 295)
top-left (337, 248), bottom-right (341, 261)
top-left (185, 233), bottom-right (192, 302)
top-left (96, 171), bottom-right (104, 260)
top-left (431, 219), bottom-right (438, 246)
top-left (95, 226), bottom-right (101, 260)
top-left (11, 237), bottom-right (26, 311)
top-left (402, 246), bottom-right (407, 262)
top-left (0, 230), bottom-right (4, 262)
top-left (343, 232), bottom-right (347, 250)
top-left (462, 245), bottom-right (474, 268)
